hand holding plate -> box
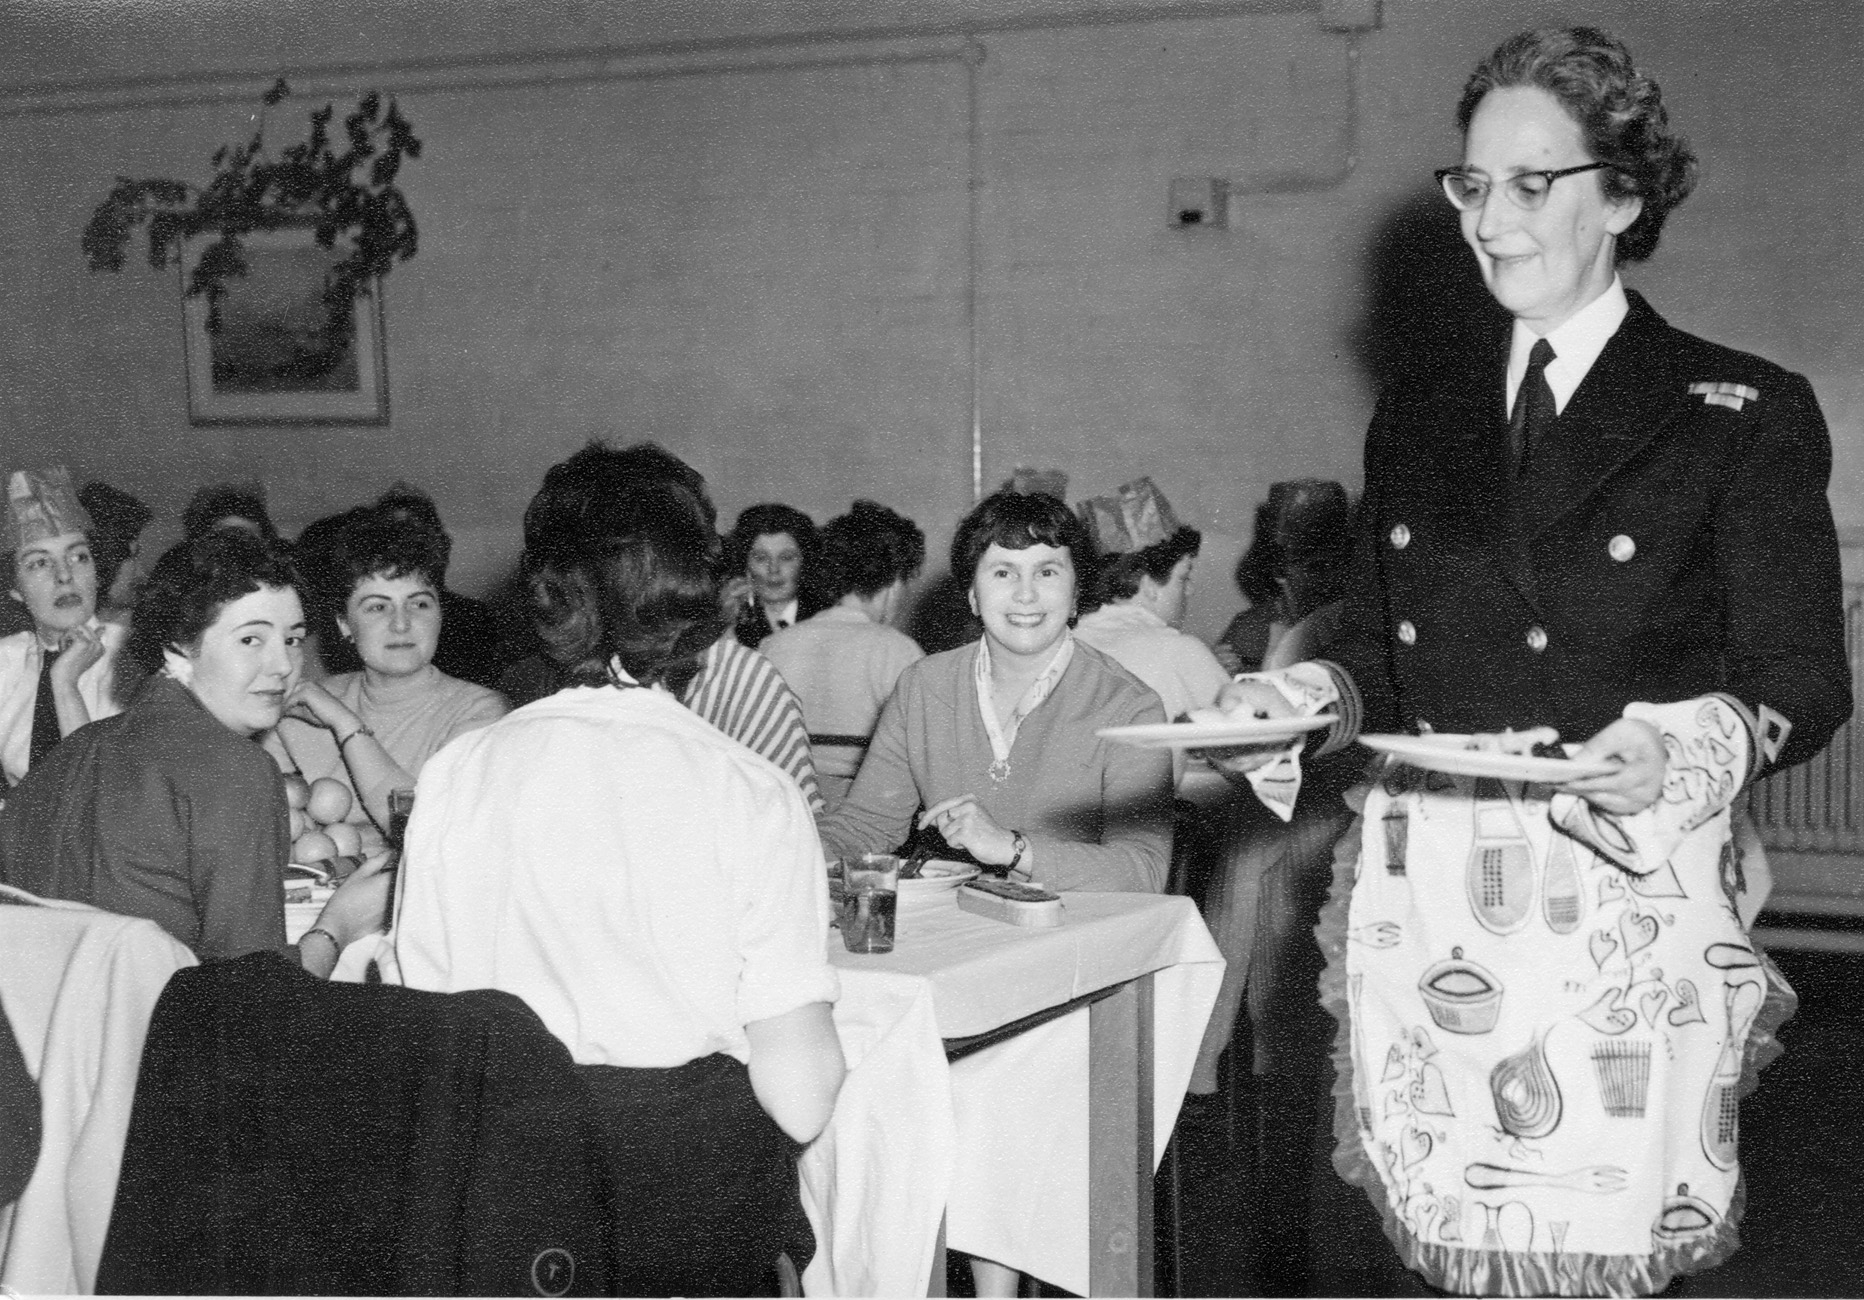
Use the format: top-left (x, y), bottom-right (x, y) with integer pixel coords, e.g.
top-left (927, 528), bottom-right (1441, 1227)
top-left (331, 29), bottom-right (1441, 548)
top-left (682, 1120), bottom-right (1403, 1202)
top-left (1555, 717), bottom-right (1665, 814)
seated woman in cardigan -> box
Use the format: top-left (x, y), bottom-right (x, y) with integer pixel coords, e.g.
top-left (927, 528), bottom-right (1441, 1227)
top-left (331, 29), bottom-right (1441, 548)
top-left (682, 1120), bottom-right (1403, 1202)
top-left (818, 488), bottom-right (1173, 893)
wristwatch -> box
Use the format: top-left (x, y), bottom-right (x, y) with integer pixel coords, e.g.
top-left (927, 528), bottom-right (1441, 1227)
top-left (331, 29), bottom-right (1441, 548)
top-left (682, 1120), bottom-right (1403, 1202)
top-left (1006, 830), bottom-right (1030, 878)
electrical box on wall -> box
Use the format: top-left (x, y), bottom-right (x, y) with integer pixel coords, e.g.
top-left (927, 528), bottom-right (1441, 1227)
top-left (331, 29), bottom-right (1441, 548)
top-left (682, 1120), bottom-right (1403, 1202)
top-left (1169, 177), bottom-right (1227, 229)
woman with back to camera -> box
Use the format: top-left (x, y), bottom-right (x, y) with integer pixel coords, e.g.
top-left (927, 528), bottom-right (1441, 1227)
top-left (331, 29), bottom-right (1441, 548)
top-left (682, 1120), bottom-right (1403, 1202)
top-left (1215, 25), bottom-right (1848, 1295)
top-left (0, 530), bottom-right (389, 974)
top-left (393, 476), bottom-right (843, 1296)
top-left (726, 502), bottom-right (826, 648)
top-left (759, 499), bottom-right (926, 810)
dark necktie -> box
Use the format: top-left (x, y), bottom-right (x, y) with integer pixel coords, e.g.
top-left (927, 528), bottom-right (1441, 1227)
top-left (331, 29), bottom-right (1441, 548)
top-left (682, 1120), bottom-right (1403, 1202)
top-left (28, 646), bottom-right (61, 768)
top-left (1509, 337), bottom-right (1557, 479)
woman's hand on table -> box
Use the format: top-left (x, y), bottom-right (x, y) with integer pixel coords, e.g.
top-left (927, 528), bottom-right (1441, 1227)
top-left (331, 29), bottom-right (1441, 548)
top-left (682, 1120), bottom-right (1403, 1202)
top-left (918, 794), bottom-right (1016, 867)
top-left (1196, 680), bottom-right (1298, 778)
top-left (314, 850), bottom-right (395, 948)
top-left (1556, 717), bottom-right (1667, 815)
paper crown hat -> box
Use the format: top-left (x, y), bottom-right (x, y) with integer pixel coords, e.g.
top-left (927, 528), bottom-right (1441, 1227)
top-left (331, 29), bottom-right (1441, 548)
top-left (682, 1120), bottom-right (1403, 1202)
top-left (5, 467), bottom-right (92, 553)
top-left (1077, 476), bottom-right (1182, 555)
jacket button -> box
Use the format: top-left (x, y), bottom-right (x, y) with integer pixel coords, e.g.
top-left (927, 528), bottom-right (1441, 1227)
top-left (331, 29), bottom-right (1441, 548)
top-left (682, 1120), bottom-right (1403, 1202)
top-left (1609, 534), bottom-right (1636, 562)
top-left (1389, 523), bottom-right (1411, 550)
top-left (1397, 620), bottom-right (1417, 645)
top-left (1526, 625), bottom-right (1548, 653)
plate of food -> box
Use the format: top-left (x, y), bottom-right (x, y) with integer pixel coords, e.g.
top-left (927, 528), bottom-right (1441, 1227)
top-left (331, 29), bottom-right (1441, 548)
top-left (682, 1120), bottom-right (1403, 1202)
top-left (1098, 713), bottom-right (1336, 751)
top-left (1359, 732), bottom-right (1619, 784)
top-left (896, 858), bottom-right (981, 894)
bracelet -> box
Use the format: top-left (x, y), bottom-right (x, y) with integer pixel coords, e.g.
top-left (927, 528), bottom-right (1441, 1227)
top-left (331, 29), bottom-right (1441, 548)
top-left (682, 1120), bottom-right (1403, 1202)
top-left (302, 926), bottom-right (343, 954)
top-left (338, 723), bottom-right (375, 749)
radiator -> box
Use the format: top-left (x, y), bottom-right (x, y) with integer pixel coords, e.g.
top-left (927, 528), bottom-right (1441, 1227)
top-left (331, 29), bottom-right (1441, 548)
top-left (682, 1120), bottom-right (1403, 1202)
top-left (1750, 588), bottom-right (1864, 854)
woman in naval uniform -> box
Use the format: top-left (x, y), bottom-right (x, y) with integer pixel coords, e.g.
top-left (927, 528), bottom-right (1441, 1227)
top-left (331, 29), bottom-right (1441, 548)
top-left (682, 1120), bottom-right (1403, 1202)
top-left (1220, 24), bottom-right (1850, 1297)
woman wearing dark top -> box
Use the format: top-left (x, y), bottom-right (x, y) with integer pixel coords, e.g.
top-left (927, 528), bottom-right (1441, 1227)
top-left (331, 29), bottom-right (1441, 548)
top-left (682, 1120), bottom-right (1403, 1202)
top-left (0, 531), bottom-right (387, 975)
top-left (725, 502), bottom-right (826, 648)
top-left (1220, 26), bottom-right (1848, 1295)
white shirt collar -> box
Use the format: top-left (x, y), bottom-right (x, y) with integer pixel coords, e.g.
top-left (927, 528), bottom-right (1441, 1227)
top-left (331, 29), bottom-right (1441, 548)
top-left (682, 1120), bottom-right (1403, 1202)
top-left (770, 599), bottom-right (799, 630)
top-left (1507, 275), bottom-right (1629, 416)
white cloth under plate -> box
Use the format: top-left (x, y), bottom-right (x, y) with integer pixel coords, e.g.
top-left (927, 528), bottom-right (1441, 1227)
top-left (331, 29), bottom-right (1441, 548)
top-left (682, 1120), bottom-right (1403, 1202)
top-left (800, 890), bottom-right (1222, 1296)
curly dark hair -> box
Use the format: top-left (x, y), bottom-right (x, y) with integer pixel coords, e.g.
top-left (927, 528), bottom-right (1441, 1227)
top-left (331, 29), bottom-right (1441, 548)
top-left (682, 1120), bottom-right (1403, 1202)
top-left (525, 442), bottom-right (719, 557)
top-left (1089, 525), bottom-right (1201, 610)
top-left (317, 507), bottom-right (448, 609)
top-left (181, 481), bottom-right (279, 542)
top-left (525, 480), bottom-right (723, 693)
top-left (127, 530), bottom-right (302, 677)
top-left (724, 503), bottom-right (818, 578)
top-left (818, 500), bottom-right (925, 601)
top-left (950, 491), bottom-right (1091, 587)
top-left (1456, 25), bottom-right (1697, 264)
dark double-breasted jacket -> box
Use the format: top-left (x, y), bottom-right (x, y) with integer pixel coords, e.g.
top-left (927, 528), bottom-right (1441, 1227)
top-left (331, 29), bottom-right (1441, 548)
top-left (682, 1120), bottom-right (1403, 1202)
top-left (1326, 290), bottom-right (1851, 776)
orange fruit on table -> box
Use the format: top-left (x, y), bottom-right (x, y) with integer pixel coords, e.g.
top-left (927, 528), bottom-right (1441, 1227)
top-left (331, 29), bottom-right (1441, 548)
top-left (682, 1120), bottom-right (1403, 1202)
top-left (325, 820), bottom-right (363, 857)
top-left (306, 777), bottom-right (354, 826)
top-left (292, 829), bottom-right (338, 864)
top-left (282, 773), bottom-right (312, 811)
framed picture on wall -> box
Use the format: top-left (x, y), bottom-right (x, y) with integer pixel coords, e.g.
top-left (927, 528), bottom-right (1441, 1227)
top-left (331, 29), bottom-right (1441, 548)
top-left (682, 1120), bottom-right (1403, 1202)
top-left (180, 228), bottom-right (389, 425)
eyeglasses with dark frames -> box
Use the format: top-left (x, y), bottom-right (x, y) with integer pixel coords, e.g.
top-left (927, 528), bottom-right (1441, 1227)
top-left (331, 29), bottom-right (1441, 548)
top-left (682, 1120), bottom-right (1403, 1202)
top-left (1435, 162), bottom-right (1610, 212)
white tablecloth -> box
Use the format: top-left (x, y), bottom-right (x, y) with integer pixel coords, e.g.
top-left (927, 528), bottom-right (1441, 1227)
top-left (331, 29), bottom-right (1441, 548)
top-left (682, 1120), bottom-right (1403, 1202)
top-left (800, 890), bottom-right (1223, 1297)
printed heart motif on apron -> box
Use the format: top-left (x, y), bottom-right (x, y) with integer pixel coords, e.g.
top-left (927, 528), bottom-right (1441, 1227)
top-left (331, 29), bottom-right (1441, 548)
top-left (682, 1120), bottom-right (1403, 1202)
top-left (1667, 979), bottom-right (1708, 1027)
top-left (1412, 1061), bottom-right (1456, 1116)
top-left (1639, 987), bottom-right (1669, 1028)
top-left (1620, 911), bottom-right (1660, 957)
top-left (1401, 1125), bottom-right (1434, 1167)
top-left (1578, 986), bottom-right (1635, 1036)
top-left (1588, 928), bottom-right (1619, 970)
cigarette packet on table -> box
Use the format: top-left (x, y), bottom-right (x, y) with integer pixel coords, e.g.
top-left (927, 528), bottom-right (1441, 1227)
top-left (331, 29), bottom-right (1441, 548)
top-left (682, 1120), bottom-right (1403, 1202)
top-left (957, 877), bottom-right (1064, 928)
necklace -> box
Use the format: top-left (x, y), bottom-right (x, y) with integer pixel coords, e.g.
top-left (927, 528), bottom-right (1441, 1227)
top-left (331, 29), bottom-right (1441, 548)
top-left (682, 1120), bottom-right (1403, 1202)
top-left (989, 755), bottom-right (1012, 784)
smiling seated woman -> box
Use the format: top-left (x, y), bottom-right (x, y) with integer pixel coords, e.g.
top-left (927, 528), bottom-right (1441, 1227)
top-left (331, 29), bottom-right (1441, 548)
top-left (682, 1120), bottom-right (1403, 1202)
top-left (819, 489), bottom-right (1174, 893)
top-left (0, 531), bottom-right (388, 975)
top-left (271, 505), bottom-right (507, 854)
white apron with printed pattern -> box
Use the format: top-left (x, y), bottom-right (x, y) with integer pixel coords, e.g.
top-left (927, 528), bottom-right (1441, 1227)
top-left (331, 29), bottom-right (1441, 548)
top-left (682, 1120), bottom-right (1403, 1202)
top-left (1320, 698), bottom-right (1794, 1297)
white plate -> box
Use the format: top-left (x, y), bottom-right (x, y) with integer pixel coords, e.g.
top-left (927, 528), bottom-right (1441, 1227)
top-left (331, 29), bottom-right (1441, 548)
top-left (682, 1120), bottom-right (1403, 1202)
top-left (897, 860), bottom-right (981, 893)
top-left (1360, 733), bottom-right (1618, 783)
top-left (1098, 714), bottom-right (1336, 751)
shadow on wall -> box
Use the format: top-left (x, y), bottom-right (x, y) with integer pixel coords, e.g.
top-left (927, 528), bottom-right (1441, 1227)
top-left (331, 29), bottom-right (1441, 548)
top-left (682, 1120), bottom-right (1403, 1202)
top-left (1348, 186), bottom-right (1506, 391)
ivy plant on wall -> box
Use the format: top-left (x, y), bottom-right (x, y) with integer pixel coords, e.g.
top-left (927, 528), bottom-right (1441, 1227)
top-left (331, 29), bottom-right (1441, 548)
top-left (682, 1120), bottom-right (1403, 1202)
top-left (82, 79), bottom-right (422, 345)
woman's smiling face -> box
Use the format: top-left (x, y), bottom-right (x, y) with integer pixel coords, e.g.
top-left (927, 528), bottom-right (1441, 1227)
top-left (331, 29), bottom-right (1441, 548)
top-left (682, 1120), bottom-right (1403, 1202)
top-left (970, 542), bottom-right (1075, 661)
top-left (166, 584), bottom-right (306, 736)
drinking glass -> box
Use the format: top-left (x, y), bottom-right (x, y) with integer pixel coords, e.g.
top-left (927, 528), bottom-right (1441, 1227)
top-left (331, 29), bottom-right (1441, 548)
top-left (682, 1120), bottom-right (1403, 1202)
top-left (839, 855), bottom-right (899, 954)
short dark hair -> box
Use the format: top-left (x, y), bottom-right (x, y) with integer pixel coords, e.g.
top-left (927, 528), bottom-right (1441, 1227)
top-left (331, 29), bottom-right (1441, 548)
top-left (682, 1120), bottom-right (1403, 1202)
top-left (950, 491), bottom-right (1090, 585)
top-left (322, 508), bottom-right (448, 607)
top-left (819, 500), bottom-right (925, 601)
top-left (375, 482), bottom-right (452, 584)
top-left (182, 481), bottom-right (278, 542)
top-left (77, 481), bottom-right (152, 599)
top-left (1091, 525), bottom-right (1201, 608)
top-left (525, 480), bottom-right (722, 692)
top-left (725, 503), bottom-right (817, 576)
top-left (524, 441), bottom-right (719, 556)
top-left (1456, 25), bottom-right (1697, 264)
top-left (128, 530), bottom-right (301, 676)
